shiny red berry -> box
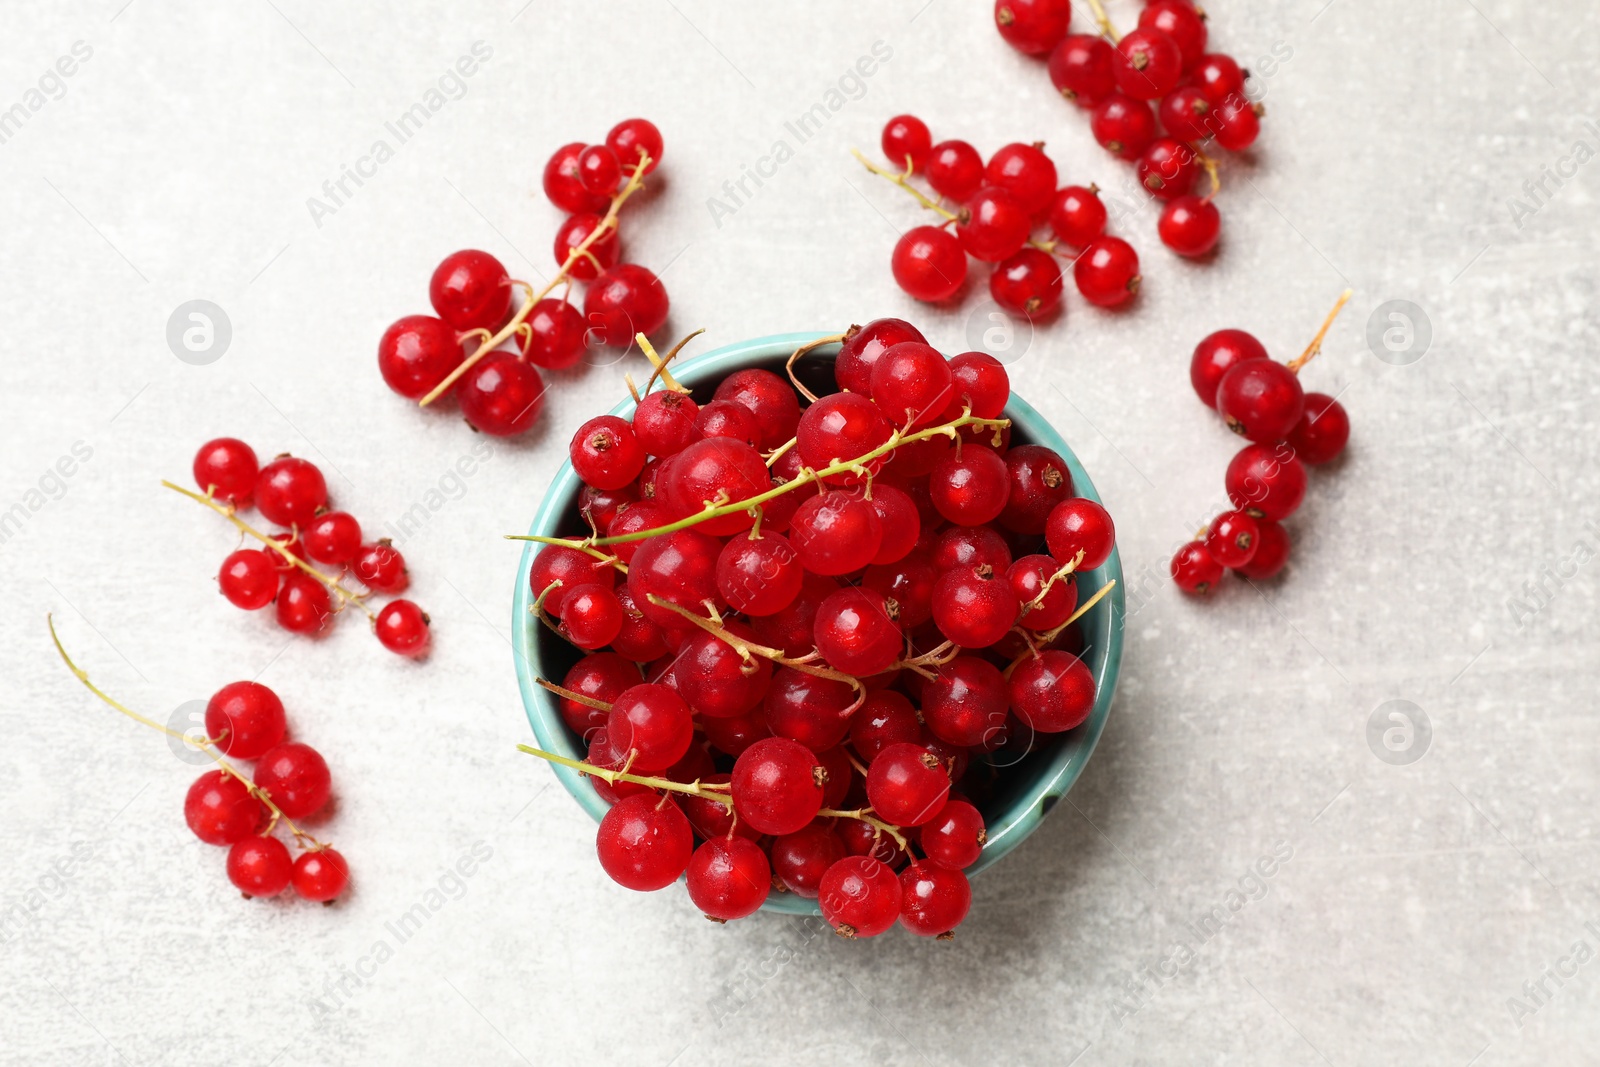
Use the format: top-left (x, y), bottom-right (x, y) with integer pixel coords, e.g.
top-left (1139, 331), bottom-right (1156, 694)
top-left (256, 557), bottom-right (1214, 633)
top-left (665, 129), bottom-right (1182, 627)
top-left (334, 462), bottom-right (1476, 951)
top-left (925, 140), bottom-right (985, 201)
top-left (1205, 510), bottom-right (1260, 569)
top-left (834, 318), bottom-right (928, 395)
top-left (606, 118), bottom-right (664, 176)
top-left (255, 456), bottom-right (326, 528)
top-left (292, 848), bottom-right (350, 903)
top-left (458, 351), bottom-right (546, 436)
top-left (1114, 27), bottom-right (1184, 100)
top-left (218, 549), bottom-right (278, 610)
top-left (1234, 519), bottom-right (1291, 579)
top-left (376, 598), bottom-right (431, 657)
top-left (1225, 443), bottom-right (1308, 520)
top-left (1287, 392), bottom-right (1350, 464)
top-left (1190, 329), bottom-right (1269, 407)
top-left (891, 225), bottom-right (967, 303)
top-left (193, 438), bottom-right (259, 505)
top-left (880, 114), bottom-right (932, 171)
top-left (898, 861), bottom-right (972, 937)
top-left (993, 0), bottom-right (1071, 55)
top-left (990, 247), bottom-right (1064, 318)
top-left (520, 298), bottom-right (589, 370)
top-left (1045, 497), bottom-right (1116, 571)
top-left (429, 249), bottom-right (511, 332)
top-left (275, 573), bottom-right (333, 635)
top-left (956, 186), bottom-right (1031, 262)
top-left (552, 213), bottom-right (618, 281)
top-left (585, 263), bottom-right (669, 349)
top-left (254, 742), bottom-right (332, 818)
top-left (184, 770), bottom-right (264, 845)
top-left (687, 836), bottom-right (770, 920)
top-left (302, 511), bottom-right (361, 565)
top-left (1074, 236), bottom-right (1142, 307)
top-left (227, 836), bottom-right (293, 898)
top-left (1090, 93), bottom-right (1158, 159)
top-left (984, 142), bottom-right (1057, 218)
top-left (1137, 137), bottom-right (1199, 201)
top-left (1159, 196), bottom-right (1222, 257)
top-left (543, 142), bottom-right (610, 214)
top-left (1171, 540), bottom-right (1224, 593)
top-left (576, 144), bottom-right (622, 195)
top-left (1048, 185), bottom-right (1108, 248)
top-left (1216, 359), bottom-right (1304, 442)
top-left (1048, 34), bottom-right (1117, 106)
top-left (1008, 649), bottom-right (1095, 732)
top-left (354, 540), bottom-right (410, 594)
top-left (596, 794), bottom-right (692, 891)
top-left (205, 681), bottom-right (286, 760)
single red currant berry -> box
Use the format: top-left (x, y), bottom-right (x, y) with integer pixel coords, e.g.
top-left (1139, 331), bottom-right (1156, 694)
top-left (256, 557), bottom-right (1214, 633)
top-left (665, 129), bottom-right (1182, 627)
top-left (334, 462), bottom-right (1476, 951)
top-left (1048, 34), bottom-right (1117, 106)
top-left (764, 667), bottom-right (856, 752)
top-left (204, 681), bottom-right (286, 760)
top-left (932, 567), bottom-right (1019, 649)
top-left (898, 862), bottom-right (972, 937)
top-left (1114, 27), bottom-right (1184, 100)
top-left (984, 142), bottom-right (1058, 218)
top-left (1287, 392), bottom-right (1351, 464)
top-left (834, 317), bottom-right (929, 395)
top-left (1190, 329), bottom-right (1269, 407)
top-left (1074, 236), bottom-right (1142, 307)
top-left (713, 369), bottom-right (802, 450)
top-left (276, 573), bottom-right (333, 635)
top-left (1139, 0), bottom-right (1208, 71)
top-left (993, 0), bottom-right (1070, 55)
top-left (956, 186), bottom-right (1031, 263)
top-left (1214, 98), bottom-right (1263, 151)
top-left (862, 552), bottom-right (938, 629)
top-left (946, 351), bottom-right (1010, 418)
top-left (658, 437), bottom-right (772, 536)
top-left (302, 511), bottom-right (362, 565)
top-left (631, 389), bottom-right (701, 457)
top-left (580, 485), bottom-right (635, 532)
top-left (376, 598), bottom-right (431, 657)
top-left (570, 415), bottom-right (646, 491)
top-left (836, 818), bottom-right (909, 869)
top-left (218, 549), bottom-right (278, 610)
top-left (872, 342), bottom-right (955, 429)
top-left (1205, 510), bottom-right (1260, 569)
top-left (674, 622), bottom-right (772, 719)
top-left (254, 742), bottom-right (332, 818)
top-left (789, 492), bottom-right (884, 576)
top-left (458, 351), bottom-right (546, 436)
top-left (1158, 85), bottom-right (1218, 142)
top-left (930, 447), bottom-right (1009, 526)
top-left (1171, 540), bottom-right (1225, 593)
top-left (193, 437), bottom-right (259, 505)
top-left (1090, 93), bottom-right (1158, 159)
top-left (1045, 497), bottom-right (1117, 571)
top-left (552, 213), bottom-right (619, 281)
top-left (1159, 195), bottom-right (1222, 257)
top-left (796, 392), bottom-right (893, 485)
top-left (596, 794), bottom-right (693, 891)
top-left (891, 225), bottom-right (968, 303)
top-left (585, 263), bottom-right (669, 348)
top-left (999, 445), bottom-right (1072, 533)
top-left (1048, 185), bottom-right (1108, 248)
top-left (1194, 53), bottom-right (1248, 105)
top-left (679, 771), bottom-right (758, 841)
top-left (625, 528), bottom-right (720, 629)
top-left (990, 247), bottom-right (1064, 319)
top-left (771, 821), bottom-right (847, 898)
top-left (1216, 359), bottom-right (1305, 442)
top-left (716, 532), bottom-right (803, 617)
top-left (918, 800), bottom-right (986, 870)
top-left (577, 144), bottom-right (622, 195)
top-left (880, 114), bottom-right (932, 171)
top-left (1009, 649), bottom-right (1095, 732)
top-left (1226, 443), bottom-right (1308, 520)
top-left (1009, 553), bottom-right (1078, 631)
top-left (814, 587), bottom-right (903, 677)
top-left (694, 399), bottom-right (762, 445)
top-left (558, 653), bottom-right (639, 739)
top-left (292, 848), bottom-right (350, 903)
top-left (429, 249), bottom-right (511, 332)
top-left (1233, 518), bottom-right (1291, 580)
top-left (607, 684), bottom-right (693, 772)
top-left (1137, 137), bottom-right (1199, 201)
top-left (355, 540), bottom-right (410, 595)
top-left (850, 690), bottom-right (923, 761)
top-left (184, 770), bottom-right (264, 845)
top-left (864, 483), bottom-right (921, 564)
top-left (819, 855), bottom-right (902, 938)
top-left (520, 298), bottom-right (589, 370)
top-left (377, 315), bottom-right (462, 399)
top-left (543, 142), bottom-right (610, 213)
top-left (867, 744), bottom-right (951, 827)
top-left (227, 836), bottom-right (293, 898)
top-left (687, 837), bottom-right (771, 921)
top-left (610, 585), bottom-right (669, 661)
top-left (731, 737), bottom-right (826, 836)
top-left (255, 456), bottom-right (327, 528)
top-left (932, 524), bottom-right (1013, 574)
top-left (606, 118), bottom-right (664, 176)
top-left (925, 140), bottom-right (985, 201)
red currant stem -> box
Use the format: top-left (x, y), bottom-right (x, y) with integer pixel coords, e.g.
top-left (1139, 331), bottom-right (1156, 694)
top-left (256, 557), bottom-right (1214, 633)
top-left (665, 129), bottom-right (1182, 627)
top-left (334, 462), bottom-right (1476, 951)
top-left (1084, 0), bottom-right (1121, 40)
top-left (534, 677), bottom-right (613, 711)
top-left (1022, 550), bottom-right (1085, 617)
top-left (503, 534), bottom-right (628, 575)
top-left (784, 329), bottom-right (856, 404)
top-left (817, 807), bottom-right (908, 851)
top-left (584, 407), bottom-right (1011, 547)
top-left (517, 743), bottom-right (735, 808)
top-left (161, 480), bottom-right (376, 621)
top-left (1286, 289), bottom-right (1354, 374)
top-left (638, 329), bottom-right (703, 397)
top-left (850, 149), bottom-right (958, 221)
top-left (746, 508), bottom-right (765, 540)
top-left (893, 639), bottom-right (961, 680)
top-left (460, 327), bottom-right (494, 348)
top-left (643, 594), bottom-right (866, 692)
top-left (1004, 579), bottom-right (1120, 680)
top-left (1196, 150), bottom-right (1222, 200)
top-left (845, 750), bottom-right (870, 777)
top-left (48, 616), bottom-right (330, 851)
top-left (418, 280), bottom-right (537, 407)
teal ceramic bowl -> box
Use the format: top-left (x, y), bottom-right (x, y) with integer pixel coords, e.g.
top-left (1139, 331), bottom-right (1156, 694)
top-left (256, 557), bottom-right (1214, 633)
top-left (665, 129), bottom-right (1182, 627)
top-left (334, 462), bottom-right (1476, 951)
top-left (514, 332), bottom-right (1124, 916)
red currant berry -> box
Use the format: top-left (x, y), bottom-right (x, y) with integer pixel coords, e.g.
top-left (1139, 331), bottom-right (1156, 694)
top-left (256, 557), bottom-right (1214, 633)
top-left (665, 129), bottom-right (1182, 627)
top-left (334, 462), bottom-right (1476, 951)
top-left (679, 771), bottom-right (758, 841)
top-left (1158, 85), bottom-right (1218, 142)
top-left (1009, 553), bottom-right (1078, 631)
top-left (184, 770), bottom-right (264, 845)
top-left (1009, 649), bottom-right (1095, 732)
top-left (1137, 138), bottom-right (1199, 201)
top-left (1171, 540), bottom-right (1225, 593)
top-left (956, 186), bottom-right (1031, 263)
top-left (520, 298), bottom-right (589, 370)
top-left (862, 552), bottom-right (938, 629)
top-left (731, 737), bottom-right (825, 836)
top-left (932, 567), bottom-right (1019, 649)
top-left (694, 399), bottom-right (761, 445)
top-left (891, 225), bottom-right (968, 303)
top-left (712, 369), bottom-right (802, 450)
top-left (864, 483), bottom-right (921, 564)
top-left (626, 528), bottom-right (720, 629)
top-left (659, 437), bottom-right (772, 536)
top-left (771, 820), bottom-right (847, 898)
top-left (899, 862), bottom-right (971, 937)
top-left (584, 263), bottom-right (669, 348)
top-left (570, 416), bottom-right (646, 491)
top-left (835, 317), bottom-right (928, 394)
top-left (553, 213), bottom-right (619, 281)
top-left (993, 0), bottom-right (1070, 55)
top-left (218, 549), bottom-right (278, 610)
top-left (1048, 34), bottom-right (1117, 106)
top-left (990, 248), bottom-right (1064, 319)
top-left (850, 690), bottom-right (923, 761)
top-left (377, 315), bottom-right (464, 400)
top-left (1139, 0), bottom-right (1208, 71)
top-left (796, 392), bottom-right (893, 485)
top-left (932, 525), bottom-right (1013, 573)
top-left (375, 598), bottom-right (430, 657)
top-left (1159, 195), bottom-right (1221, 257)
top-left (1045, 497), bottom-right (1117, 571)
top-left (611, 585), bottom-right (669, 661)
top-left (302, 511), bottom-right (361, 565)
top-left (1205, 510), bottom-right (1260, 569)
top-left (255, 456), bottom-right (326, 529)
top-left (292, 848), bottom-right (350, 903)
top-left (275, 574), bottom-right (333, 635)
top-left (429, 249), bottom-right (511, 332)
top-left (837, 817), bottom-right (909, 868)
top-left (1226, 443), bottom-right (1307, 521)
top-left (999, 445), bottom-right (1072, 533)
top-left (764, 668), bottom-right (856, 752)
top-left (558, 653), bottom-right (639, 739)
top-left (255, 742), bottom-right (331, 818)
top-left (867, 743), bottom-right (950, 827)
top-left (872, 343), bottom-right (954, 429)
top-left (1190, 329), bottom-right (1268, 407)
top-left (631, 389), bottom-right (701, 457)
top-left (676, 622), bottom-right (773, 719)
top-left (606, 118), bottom-right (664, 176)
top-left (543, 142), bottom-right (610, 213)
top-left (607, 683), bottom-right (693, 772)
top-left (596, 793), bottom-right (693, 891)
top-left (820, 855), bottom-right (902, 938)
top-left (577, 144), bottom-right (622, 195)
top-left (266, 530), bottom-right (307, 573)
top-left (880, 114), bottom-right (932, 171)
top-left (227, 835), bottom-right (292, 898)
top-left (1214, 98), bottom-right (1262, 151)
top-left (1194, 53), bottom-right (1247, 105)
top-left (1216, 359), bottom-right (1304, 442)
top-left (1287, 392), bottom-right (1350, 464)
top-left (918, 800), bottom-right (986, 870)
top-left (814, 587), bottom-right (903, 677)
top-left (1233, 518), bottom-right (1291, 580)
top-left (1074, 236), bottom-right (1142, 308)
top-left (946, 351), bottom-right (1010, 417)
top-left (716, 532), bottom-right (803, 616)
top-left (925, 140), bottom-right (985, 201)
top-left (580, 485), bottom-right (635, 533)
top-left (1047, 185), bottom-right (1108, 248)
top-left (751, 572), bottom-right (838, 658)
top-left (1114, 27), bottom-right (1184, 100)
top-left (458, 351), bottom-right (546, 436)
top-left (193, 438), bottom-right (259, 506)
top-left (687, 836), bottom-right (770, 921)
top-left (354, 540), bottom-right (410, 595)
top-left (930, 447), bottom-right (1009, 526)
top-left (985, 142), bottom-right (1058, 218)
top-left (1090, 93), bottom-right (1158, 159)
top-left (204, 681), bottom-right (286, 760)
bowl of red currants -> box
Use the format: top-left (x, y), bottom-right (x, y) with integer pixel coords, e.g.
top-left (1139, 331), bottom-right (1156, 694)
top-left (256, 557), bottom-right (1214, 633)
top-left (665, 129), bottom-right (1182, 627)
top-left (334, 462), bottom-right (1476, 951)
top-left (513, 322), bottom-right (1124, 937)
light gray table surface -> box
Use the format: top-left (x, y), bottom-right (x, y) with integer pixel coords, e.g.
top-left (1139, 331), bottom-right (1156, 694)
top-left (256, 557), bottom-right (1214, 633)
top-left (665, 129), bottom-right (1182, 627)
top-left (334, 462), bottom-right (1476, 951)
top-left (2, 1), bottom-right (1596, 1064)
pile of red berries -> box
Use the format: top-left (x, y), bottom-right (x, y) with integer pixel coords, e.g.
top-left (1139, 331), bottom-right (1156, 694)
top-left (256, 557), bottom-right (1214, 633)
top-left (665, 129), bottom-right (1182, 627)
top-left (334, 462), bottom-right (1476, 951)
top-left (377, 118), bottom-right (670, 436)
top-left (190, 438), bottom-right (429, 656)
top-left (865, 116), bottom-right (1140, 314)
top-left (1170, 293), bottom-right (1352, 593)
top-left (523, 318), bottom-right (1117, 938)
top-left (994, 0), bottom-right (1263, 258)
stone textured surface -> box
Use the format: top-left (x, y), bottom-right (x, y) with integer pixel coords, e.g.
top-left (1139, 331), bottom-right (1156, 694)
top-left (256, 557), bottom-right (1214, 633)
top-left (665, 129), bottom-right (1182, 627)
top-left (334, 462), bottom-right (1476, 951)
top-left (1, 1), bottom-right (1597, 1064)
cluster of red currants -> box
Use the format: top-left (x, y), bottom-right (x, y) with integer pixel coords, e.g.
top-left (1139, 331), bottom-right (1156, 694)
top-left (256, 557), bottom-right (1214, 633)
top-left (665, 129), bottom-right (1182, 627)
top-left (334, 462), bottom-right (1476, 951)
top-left (523, 317), bottom-right (1117, 938)
top-left (377, 118), bottom-right (670, 436)
top-left (868, 115), bottom-right (1140, 315)
top-left (994, 0), bottom-right (1263, 258)
top-left (181, 681), bottom-right (349, 903)
top-left (1171, 294), bottom-right (1352, 593)
top-left (192, 438), bottom-right (430, 656)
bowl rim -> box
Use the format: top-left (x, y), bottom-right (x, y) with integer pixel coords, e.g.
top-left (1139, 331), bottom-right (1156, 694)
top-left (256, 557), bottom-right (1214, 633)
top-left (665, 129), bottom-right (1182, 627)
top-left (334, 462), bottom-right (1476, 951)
top-left (512, 331), bottom-right (1125, 916)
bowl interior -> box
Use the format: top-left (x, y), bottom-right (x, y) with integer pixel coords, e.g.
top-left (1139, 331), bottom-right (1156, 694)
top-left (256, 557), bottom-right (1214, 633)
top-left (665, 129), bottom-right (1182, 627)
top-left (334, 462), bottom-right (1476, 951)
top-left (513, 332), bottom-right (1125, 916)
